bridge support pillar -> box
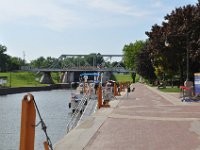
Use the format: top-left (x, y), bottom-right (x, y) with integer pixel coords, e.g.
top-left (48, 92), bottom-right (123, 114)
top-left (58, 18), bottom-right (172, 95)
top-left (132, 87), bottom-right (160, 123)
top-left (61, 72), bottom-right (74, 83)
top-left (40, 72), bottom-right (54, 84)
top-left (68, 72), bottom-right (74, 83)
top-left (61, 72), bottom-right (68, 83)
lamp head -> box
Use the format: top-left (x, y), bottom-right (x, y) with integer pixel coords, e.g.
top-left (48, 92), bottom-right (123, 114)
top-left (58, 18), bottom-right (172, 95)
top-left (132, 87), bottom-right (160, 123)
top-left (165, 38), bottom-right (170, 47)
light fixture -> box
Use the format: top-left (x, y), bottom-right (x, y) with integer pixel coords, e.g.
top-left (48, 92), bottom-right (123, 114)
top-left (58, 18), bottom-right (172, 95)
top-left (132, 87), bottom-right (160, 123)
top-left (164, 37), bottom-right (170, 47)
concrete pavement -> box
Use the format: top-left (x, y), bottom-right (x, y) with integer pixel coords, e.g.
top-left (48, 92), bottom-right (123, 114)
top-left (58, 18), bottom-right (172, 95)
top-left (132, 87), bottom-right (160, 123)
top-left (54, 83), bottom-right (200, 150)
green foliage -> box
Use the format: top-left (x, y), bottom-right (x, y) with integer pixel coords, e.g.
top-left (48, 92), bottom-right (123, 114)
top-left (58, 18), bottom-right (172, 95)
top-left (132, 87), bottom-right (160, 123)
top-left (145, 2), bottom-right (200, 83)
top-left (135, 74), bottom-right (140, 82)
top-left (51, 72), bottom-right (60, 83)
top-left (0, 72), bottom-right (44, 87)
top-left (159, 87), bottom-right (181, 93)
top-left (29, 53), bottom-right (105, 69)
top-left (0, 44), bottom-right (26, 72)
top-left (30, 56), bottom-right (47, 68)
top-left (135, 43), bottom-right (156, 82)
top-left (9, 57), bottom-right (25, 70)
top-left (123, 41), bottom-right (146, 70)
top-left (0, 45), bottom-right (10, 71)
top-left (112, 73), bottom-right (132, 82)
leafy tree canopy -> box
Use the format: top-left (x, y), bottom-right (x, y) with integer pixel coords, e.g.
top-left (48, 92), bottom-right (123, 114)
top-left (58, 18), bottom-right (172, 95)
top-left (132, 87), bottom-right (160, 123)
top-left (123, 40), bottom-right (146, 70)
top-left (145, 1), bottom-right (200, 83)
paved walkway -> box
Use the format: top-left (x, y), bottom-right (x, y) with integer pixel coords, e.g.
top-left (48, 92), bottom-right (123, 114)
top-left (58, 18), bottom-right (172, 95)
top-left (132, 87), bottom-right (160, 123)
top-left (54, 83), bottom-right (200, 150)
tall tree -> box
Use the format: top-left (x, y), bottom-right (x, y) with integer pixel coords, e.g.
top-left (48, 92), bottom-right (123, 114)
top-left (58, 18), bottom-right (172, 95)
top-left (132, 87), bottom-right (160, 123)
top-left (123, 41), bottom-right (146, 70)
top-left (146, 2), bottom-right (200, 84)
top-left (0, 45), bottom-right (10, 71)
top-left (135, 43), bottom-right (156, 83)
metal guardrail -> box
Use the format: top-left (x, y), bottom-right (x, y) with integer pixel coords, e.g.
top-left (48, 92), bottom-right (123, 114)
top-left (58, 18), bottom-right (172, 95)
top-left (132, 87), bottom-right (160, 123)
top-left (66, 94), bottom-right (89, 133)
top-left (66, 86), bottom-right (116, 133)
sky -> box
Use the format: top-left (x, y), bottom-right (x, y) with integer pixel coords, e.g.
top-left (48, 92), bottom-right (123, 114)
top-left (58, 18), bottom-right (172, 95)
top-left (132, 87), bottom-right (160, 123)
top-left (0, 0), bottom-right (198, 62)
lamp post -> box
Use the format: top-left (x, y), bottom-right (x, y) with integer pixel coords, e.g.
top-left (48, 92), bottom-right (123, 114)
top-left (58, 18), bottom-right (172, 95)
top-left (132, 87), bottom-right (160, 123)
top-left (165, 33), bottom-right (189, 81)
top-left (186, 37), bottom-right (189, 81)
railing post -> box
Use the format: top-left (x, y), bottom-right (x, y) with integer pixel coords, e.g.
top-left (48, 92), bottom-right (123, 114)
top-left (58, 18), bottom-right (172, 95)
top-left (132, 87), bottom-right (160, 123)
top-left (98, 84), bottom-right (102, 109)
top-left (19, 94), bottom-right (36, 150)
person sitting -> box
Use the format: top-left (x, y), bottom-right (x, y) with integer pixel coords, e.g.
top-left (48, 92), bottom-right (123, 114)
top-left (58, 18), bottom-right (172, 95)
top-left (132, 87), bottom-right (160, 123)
top-left (158, 80), bottom-right (166, 89)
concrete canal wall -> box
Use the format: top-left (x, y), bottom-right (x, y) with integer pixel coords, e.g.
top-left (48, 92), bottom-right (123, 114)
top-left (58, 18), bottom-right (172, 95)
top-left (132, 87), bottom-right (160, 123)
top-left (0, 84), bottom-right (73, 95)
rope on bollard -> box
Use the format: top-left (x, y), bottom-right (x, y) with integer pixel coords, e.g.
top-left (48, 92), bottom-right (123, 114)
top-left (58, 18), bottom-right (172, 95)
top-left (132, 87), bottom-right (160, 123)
top-left (32, 97), bottom-right (53, 150)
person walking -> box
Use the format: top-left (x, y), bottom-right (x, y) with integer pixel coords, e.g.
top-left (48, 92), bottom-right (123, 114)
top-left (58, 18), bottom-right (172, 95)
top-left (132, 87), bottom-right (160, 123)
top-left (127, 84), bottom-right (131, 97)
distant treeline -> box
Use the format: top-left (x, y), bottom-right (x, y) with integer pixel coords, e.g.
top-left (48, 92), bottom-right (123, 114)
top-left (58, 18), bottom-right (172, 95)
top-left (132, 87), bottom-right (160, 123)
top-left (0, 47), bottom-right (125, 72)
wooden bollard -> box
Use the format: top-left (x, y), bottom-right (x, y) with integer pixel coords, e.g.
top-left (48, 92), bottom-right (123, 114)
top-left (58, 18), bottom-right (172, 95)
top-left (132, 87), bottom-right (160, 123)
top-left (19, 94), bottom-right (36, 150)
top-left (120, 83), bottom-right (123, 92)
top-left (114, 82), bottom-right (118, 96)
top-left (98, 85), bottom-right (102, 109)
top-left (44, 141), bottom-right (50, 150)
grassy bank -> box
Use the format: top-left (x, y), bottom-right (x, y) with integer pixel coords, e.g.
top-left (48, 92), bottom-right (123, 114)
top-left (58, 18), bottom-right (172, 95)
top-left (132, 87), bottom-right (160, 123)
top-left (0, 71), bottom-right (135, 87)
top-left (0, 71), bottom-right (60, 87)
top-left (158, 87), bottom-right (181, 93)
top-left (112, 73), bottom-right (133, 82)
top-left (112, 73), bottom-right (141, 83)
top-left (0, 72), bottom-right (42, 87)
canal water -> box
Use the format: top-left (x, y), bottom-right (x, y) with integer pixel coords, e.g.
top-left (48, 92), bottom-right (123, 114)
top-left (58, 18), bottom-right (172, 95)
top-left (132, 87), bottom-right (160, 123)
top-left (0, 89), bottom-right (73, 150)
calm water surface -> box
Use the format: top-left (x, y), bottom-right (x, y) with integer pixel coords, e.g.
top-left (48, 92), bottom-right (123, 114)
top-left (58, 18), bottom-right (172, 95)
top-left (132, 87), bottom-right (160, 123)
top-left (0, 89), bottom-right (73, 150)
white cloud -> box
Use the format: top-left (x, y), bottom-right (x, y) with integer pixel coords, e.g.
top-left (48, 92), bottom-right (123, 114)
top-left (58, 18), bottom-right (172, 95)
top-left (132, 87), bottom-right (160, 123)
top-left (85, 0), bottom-right (150, 17)
top-left (0, 0), bottom-right (81, 31)
top-left (152, 0), bottom-right (163, 8)
top-left (0, 0), bottom-right (159, 31)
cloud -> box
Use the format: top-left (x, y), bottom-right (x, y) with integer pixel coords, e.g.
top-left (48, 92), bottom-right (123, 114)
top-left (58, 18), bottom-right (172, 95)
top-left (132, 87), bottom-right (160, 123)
top-left (152, 0), bottom-right (163, 8)
top-left (85, 0), bottom-right (150, 17)
top-left (0, 0), bottom-right (158, 31)
top-left (0, 0), bottom-right (81, 31)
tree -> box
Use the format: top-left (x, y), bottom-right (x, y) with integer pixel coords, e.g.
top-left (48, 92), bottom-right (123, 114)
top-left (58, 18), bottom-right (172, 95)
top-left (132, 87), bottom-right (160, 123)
top-left (111, 61), bottom-right (125, 68)
top-left (30, 56), bottom-right (46, 68)
top-left (0, 45), bottom-right (10, 71)
top-left (84, 53), bottom-right (104, 67)
top-left (123, 41), bottom-right (146, 70)
top-left (96, 53), bottom-right (104, 66)
top-left (145, 2), bottom-right (200, 84)
top-left (84, 53), bottom-right (96, 67)
top-left (8, 57), bottom-right (25, 70)
top-left (135, 43), bottom-right (156, 83)
top-left (123, 41), bottom-right (146, 83)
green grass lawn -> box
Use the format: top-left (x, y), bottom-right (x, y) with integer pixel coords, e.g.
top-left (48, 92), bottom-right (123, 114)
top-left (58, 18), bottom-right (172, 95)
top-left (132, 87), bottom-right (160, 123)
top-left (0, 71), bottom-right (135, 87)
top-left (112, 73), bottom-right (133, 82)
top-left (0, 71), bottom-right (45, 87)
top-left (159, 86), bottom-right (181, 93)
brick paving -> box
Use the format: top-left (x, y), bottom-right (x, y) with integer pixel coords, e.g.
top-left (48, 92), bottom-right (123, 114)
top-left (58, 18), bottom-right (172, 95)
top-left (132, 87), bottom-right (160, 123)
top-left (84, 83), bottom-right (200, 150)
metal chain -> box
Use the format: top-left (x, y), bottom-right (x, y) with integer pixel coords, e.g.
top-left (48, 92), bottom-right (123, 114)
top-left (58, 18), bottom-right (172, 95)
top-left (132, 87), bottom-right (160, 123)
top-left (33, 98), bottom-right (53, 150)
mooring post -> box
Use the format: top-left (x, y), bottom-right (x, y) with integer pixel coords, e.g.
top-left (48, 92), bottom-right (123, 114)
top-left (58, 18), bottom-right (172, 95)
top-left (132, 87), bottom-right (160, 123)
top-left (43, 141), bottom-right (50, 150)
top-left (19, 94), bottom-right (36, 150)
top-left (98, 84), bottom-right (102, 109)
top-left (114, 82), bottom-right (118, 96)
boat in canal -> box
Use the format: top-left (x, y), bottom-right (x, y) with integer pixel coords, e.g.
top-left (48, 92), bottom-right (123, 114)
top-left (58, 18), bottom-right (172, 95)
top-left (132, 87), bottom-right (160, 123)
top-left (68, 72), bottom-right (101, 113)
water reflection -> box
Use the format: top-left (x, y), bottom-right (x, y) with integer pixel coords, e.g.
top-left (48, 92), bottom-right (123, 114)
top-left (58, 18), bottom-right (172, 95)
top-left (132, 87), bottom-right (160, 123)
top-left (0, 89), bottom-right (72, 150)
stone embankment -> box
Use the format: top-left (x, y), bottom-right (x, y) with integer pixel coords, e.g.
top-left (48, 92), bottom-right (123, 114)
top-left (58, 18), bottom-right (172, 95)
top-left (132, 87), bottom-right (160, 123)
top-left (0, 84), bottom-right (72, 95)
